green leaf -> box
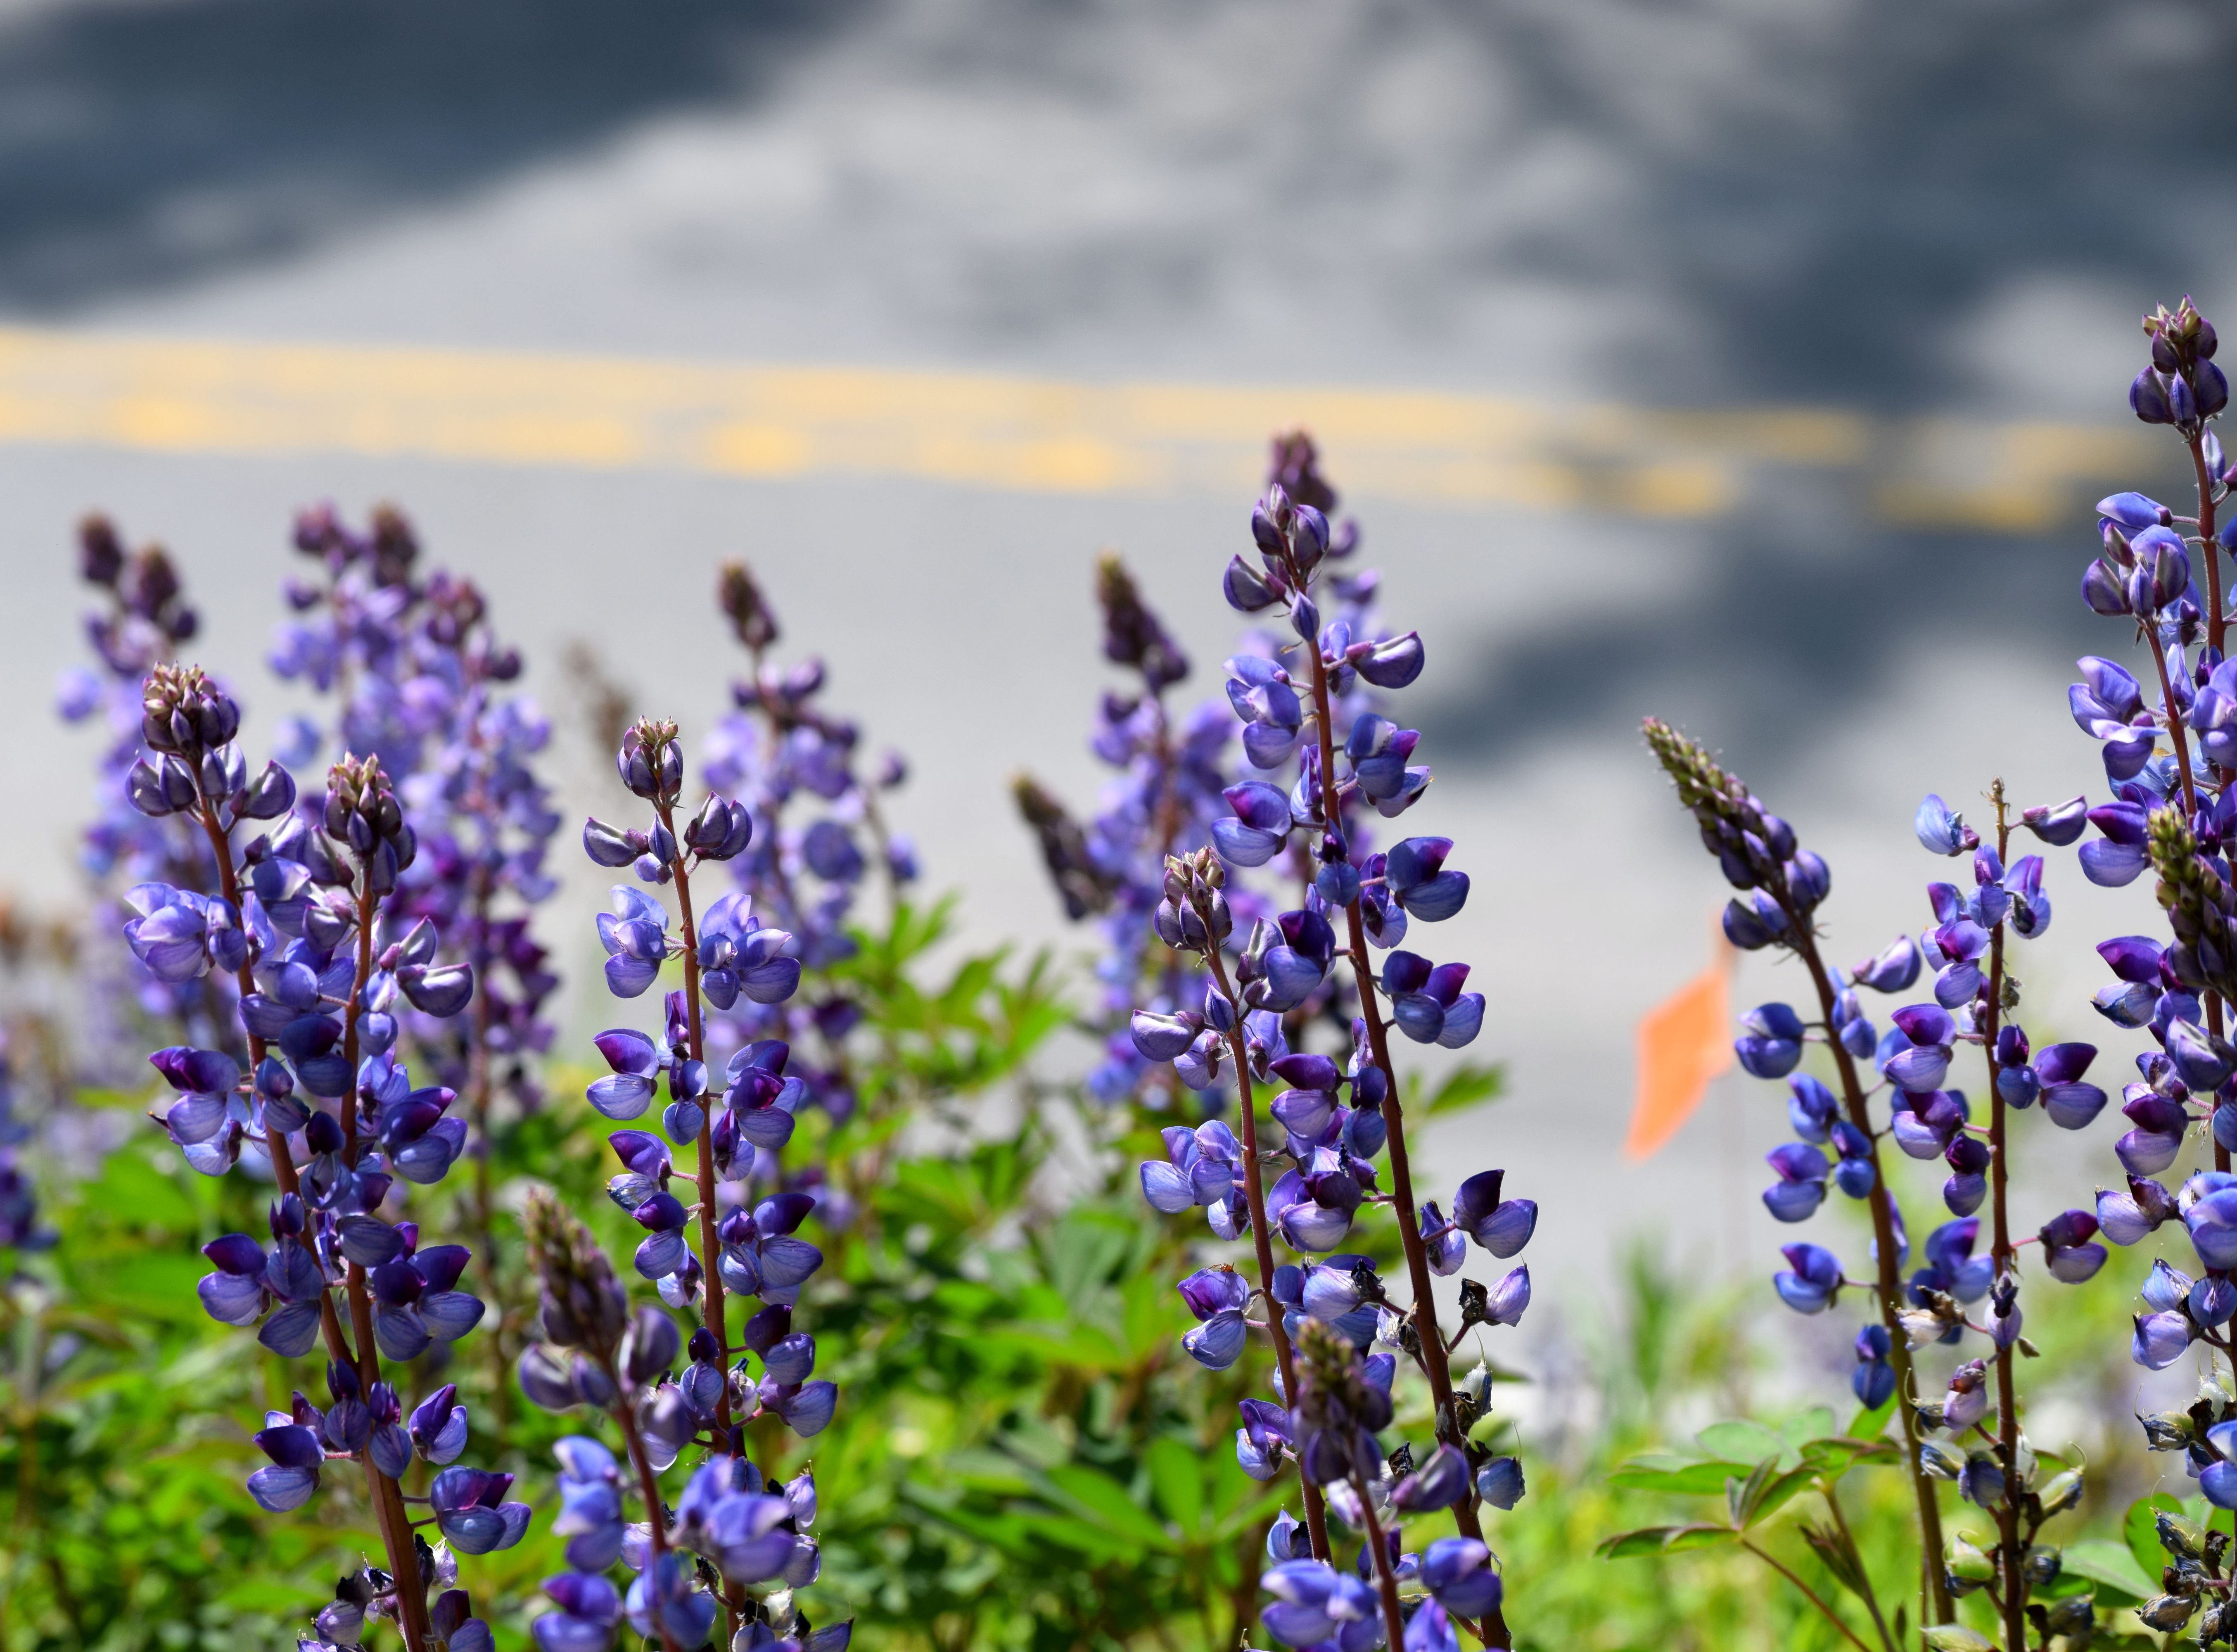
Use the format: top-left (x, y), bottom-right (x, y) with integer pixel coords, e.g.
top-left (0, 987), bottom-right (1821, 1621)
top-left (71, 1148), bottom-right (199, 1235)
top-left (1120, 1271), bottom-right (1181, 1361)
top-left (90, 1253), bottom-right (208, 1320)
top-left (1595, 1523), bottom-right (1737, 1559)
top-left (1144, 1438), bottom-right (1203, 1536)
top-left (1597, 1526), bottom-right (1685, 1560)
top-left (1921, 1628), bottom-right (1993, 1652)
top-left (2124, 1492), bottom-right (2184, 1581)
top-left (1797, 1436), bottom-right (1899, 1478)
top-left (1043, 1213), bottom-right (1134, 1303)
top-left (1739, 1466), bottom-right (1820, 1529)
top-left (1206, 1481), bottom-right (1294, 1544)
top-left (1040, 1464), bottom-right (1177, 1552)
top-left (1778, 1408), bottom-right (1835, 1450)
top-left (1607, 1457), bottom-right (1756, 1496)
top-left (1844, 1398), bottom-right (1897, 1441)
top-left (2061, 1538), bottom-right (2158, 1605)
top-left (1728, 1458), bottom-right (1778, 1527)
top-left (997, 1508), bottom-right (1137, 1562)
top-left (1696, 1419), bottom-right (1786, 1468)
top-left (218, 1578), bottom-right (322, 1611)
top-left (1422, 1062), bottom-right (1506, 1117)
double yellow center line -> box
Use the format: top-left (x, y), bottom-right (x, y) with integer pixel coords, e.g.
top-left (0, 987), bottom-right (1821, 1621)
top-left (0, 326), bottom-right (2155, 531)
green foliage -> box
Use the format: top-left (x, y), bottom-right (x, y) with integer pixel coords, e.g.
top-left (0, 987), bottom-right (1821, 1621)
top-left (1598, 1410), bottom-right (1896, 1576)
top-left (0, 898), bottom-right (2217, 1651)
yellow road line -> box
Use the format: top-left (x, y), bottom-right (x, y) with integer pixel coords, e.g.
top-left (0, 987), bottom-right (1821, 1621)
top-left (0, 327), bottom-right (2160, 529)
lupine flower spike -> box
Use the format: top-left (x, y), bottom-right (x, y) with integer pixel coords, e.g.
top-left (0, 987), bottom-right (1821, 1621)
top-left (2056, 301), bottom-right (2237, 1647)
top-left (1015, 551), bottom-right (1235, 1109)
top-left (694, 558), bottom-right (915, 1151)
top-left (560, 706), bottom-right (848, 1648)
top-left (1118, 438), bottom-right (1523, 1650)
top-left (59, 518), bottom-right (225, 1047)
top-left (130, 665), bottom-right (517, 1651)
top-left (269, 506), bottom-right (565, 1407)
top-left (1644, 719), bottom-right (1958, 1633)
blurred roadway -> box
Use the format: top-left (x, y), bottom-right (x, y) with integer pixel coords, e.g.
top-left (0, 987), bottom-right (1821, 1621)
top-left (2, 0), bottom-right (2234, 1387)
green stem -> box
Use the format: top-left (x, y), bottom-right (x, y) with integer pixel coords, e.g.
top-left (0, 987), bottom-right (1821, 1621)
top-left (1741, 1540), bottom-right (1877, 1652)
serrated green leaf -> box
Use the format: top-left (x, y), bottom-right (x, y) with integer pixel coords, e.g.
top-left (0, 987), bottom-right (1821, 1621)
top-left (2061, 1538), bottom-right (2157, 1604)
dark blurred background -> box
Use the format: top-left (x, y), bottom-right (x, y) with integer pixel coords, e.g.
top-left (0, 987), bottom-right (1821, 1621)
top-left (3, 0), bottom-right (2230, 1328)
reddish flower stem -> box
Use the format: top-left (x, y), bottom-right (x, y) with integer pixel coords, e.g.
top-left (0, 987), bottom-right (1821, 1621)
top-left (1201, 940), bottom-right (1333, 1562)
top-left (2187, 429), bottom-right (2234, 1171)
top-left (654, 798), bottom-right (748, 1643)
top-left (1282, 540), bottom-right (1512, 1647)
top-left (1348, 1469), bottom-right (1410, 1648)
top-left (1977, 788), bottom-right (2027, 1652)
top-left (617, 1406), bottom-right (686, 1652)
top-left (1772, 904), bottom-right (1951, 1630)
top-left (194, 798), bottom-right (428, 1652)
top-left (338, 848), bottom-right (434, 1652)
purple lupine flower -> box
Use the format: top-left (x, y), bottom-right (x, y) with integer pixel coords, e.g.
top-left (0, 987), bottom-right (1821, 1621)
top-left (2097, 1173), bottom-right (2179, 1244)
top-left (59, 521), bottom-right (235, 1040)
top-left (1390, 1443), bottom-right (1472, 1512)
top-left (1380, 952), bottom-right (1485, 1048)
top-left (1772, 1243), bottom-right (1844, 1314)
top-left (275, 515), bottom-right (566, 1124)
top-left (1475, 1455), bottom-right (1525, 1510)
top-left (1037, 440), bottom-right (1526, 1633)
top-left (1236, 1399), bottom-right (1295, 1482)
top-left (626, 1554), bottom-right (718, 1649)
top-left (1451, 1169), bottom-right (1538, 1257)
top-left (697, 560), bottom-right (913, 1102)
top-left (1014, 555), bottom-right (1244, 1111)
top-left (245, 1419), bottom-right (325, 1512)
top-left (1762, 1142), bottom-right (1830, 1223)
top-left (1910, 1218), bottom-right (1992, 1312)
top-left (1851, 1325), bottom-right (1895, 1409)
top-left (1260, 1560), bottom-right (1381, 1648)
top-left (559, 706), bottom-right (841, 1644)
top-left (1178, 1266), bottom-right (1253, 1371)
top-left (596, 885), bottom-right (670, 999)
top-left (715, 1194), bottom-right (825, 1307)
top-left (100, 652), bottom-right (522, 1638)
top-left (1733, 1002), bottom-right (1807, 1078)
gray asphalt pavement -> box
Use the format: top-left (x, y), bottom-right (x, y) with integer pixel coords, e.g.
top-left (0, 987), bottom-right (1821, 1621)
top-left (3, 0), bottom-right (2234, 1393)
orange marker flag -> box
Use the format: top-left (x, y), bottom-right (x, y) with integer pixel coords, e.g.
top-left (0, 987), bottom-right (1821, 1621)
top-left (1627, 931), bottom-right (1737, 1159)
